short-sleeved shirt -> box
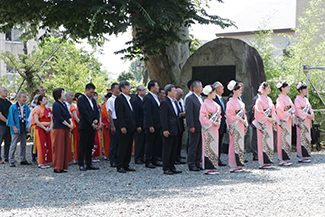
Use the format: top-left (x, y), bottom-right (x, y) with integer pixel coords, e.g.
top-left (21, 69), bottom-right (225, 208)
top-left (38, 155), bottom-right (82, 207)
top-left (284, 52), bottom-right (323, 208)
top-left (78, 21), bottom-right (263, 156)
top-left (0, 97), bottom-right (12, 125)
top-left (106, 95), bottom-right (117, 119)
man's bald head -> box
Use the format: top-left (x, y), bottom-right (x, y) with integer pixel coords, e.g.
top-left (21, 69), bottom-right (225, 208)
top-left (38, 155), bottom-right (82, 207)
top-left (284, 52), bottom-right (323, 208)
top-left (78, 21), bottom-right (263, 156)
top-left (175, 88), bottom-right (183, 101)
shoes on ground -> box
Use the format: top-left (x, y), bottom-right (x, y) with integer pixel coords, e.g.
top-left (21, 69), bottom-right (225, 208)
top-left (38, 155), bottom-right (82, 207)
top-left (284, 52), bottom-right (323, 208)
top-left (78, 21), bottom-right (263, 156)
top-left (163, 170), bottom-right (173, 175)
top-left (253, 156), bottom-right (258, 161)
top-left (189, 167), bottom-right (200, 172)
top-left (279, 161), bottom-right (292, 166)
top-left (117, 168), bottom-right (127, 173)
top-left (146, 163), bottom-right (156, 169)
top-left (124, 167), bottom-right (136, 172)
top-left (259, 164), bottom-right (273, 169)
top-left (205, 170), bottom-right (219, 175)
top-left (9, 163), bottom-right (15, 167)
top-left (86, 164), bottom-right (99, 170)
top-left (20, 160), bottom-right (32, 165)
top-left (298, 158), bottom-right (311, 163)
top-left (230, 168), bottom-right (245, 173)
top-left (38, 164), bottom-right (50, 169)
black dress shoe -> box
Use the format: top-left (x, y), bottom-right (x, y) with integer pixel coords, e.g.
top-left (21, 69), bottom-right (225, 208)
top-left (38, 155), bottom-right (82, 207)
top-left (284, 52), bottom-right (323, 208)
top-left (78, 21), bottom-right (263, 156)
top-left (146, 163), bottom-right (156, 169)
top-left (180, 156), bottom-right (186, 159)
top-left (135, 160), bottom-right (145, 164)
top-left (87, 164), bottom-right (99, 170)
top-left (179, 160), bottom-right (186, 164)
top-left (157, 157), bottom-right (162, 161)
top-left (62, 170), bottom-right (68, 173)
top-left (163, 170), bottom-right (174, 175)
top-left (189, 167), bottom-right (200, 171)
top-left (124, 167), bottom-right (136, 172)
top-left (171, 169), bottom-right (182, 174)
top-left (20, 160), bottom-right (32, 165)
top-left (79, 166), bottom-right (87, 171)
top-left (175, 161), bottom-right (180, 165)
top-left (111, 162), bottom-right (116, 168)
top-left (54, 169), bottom-right (63, 173)
top-left (198, 166), bottom-right (204, 170)
top-left (117, 168), bottom-right (126, 173)
top-left (9, 163), bottom-right (16, 167)
top-left (244, 160), bottom-right (248, 163)
top-left (218, 162), bottom-right (227, 166)
top-left (153, 162), bottom-right (163, 167)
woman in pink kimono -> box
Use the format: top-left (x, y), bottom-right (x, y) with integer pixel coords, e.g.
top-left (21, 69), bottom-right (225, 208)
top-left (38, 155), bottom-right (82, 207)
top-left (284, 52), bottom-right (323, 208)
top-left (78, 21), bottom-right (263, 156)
top-left (226, 80), bottom-right (248, 173)
top-left (294, 82), bottom-right (314, 163)
top-left (253, 82), bottom-right (276, 169)
top-left (199, 85), bottom-right (222, 175)
top-left (275, 81), bottom-right (295, 166)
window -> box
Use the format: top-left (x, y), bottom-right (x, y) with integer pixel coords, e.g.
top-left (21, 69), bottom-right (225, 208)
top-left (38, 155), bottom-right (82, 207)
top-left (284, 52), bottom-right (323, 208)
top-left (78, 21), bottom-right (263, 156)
top-left (5, 28), bottom-right (22, 42)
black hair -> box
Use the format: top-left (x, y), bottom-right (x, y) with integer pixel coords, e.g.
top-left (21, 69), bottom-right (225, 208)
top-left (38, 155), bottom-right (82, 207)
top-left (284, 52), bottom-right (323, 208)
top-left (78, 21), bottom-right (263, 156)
top-left (158, 88), bottom-right (165, 94)
top-left (148, 80), bottom-right (157, 91)
top-left (278, 81), bottom-right (289, 91)
top-left (52, 88), bottom-right (64, 101)
top-left (192, 80), bottom-right (202, 89)
top-left (111, 82), bottom-right (119, 90)
top-left (36, 95), bottom-right (46, 105)
top-left (187, 79), bottom-right (194, 89)
top-left (94, 92), bottom-right (98, 96)
top-left (297, 82), bottom-right (308, 92)
top-left (85, 83), bottom-right (96, 90)
top-left (164, 84), bottom-right (176, 95)
top-left (74, 92), bottom-right (82, 101)
top-left (105, 92), bottom-right (112, 99)
top-left (233, 82), bottom-right (241, 92)
top-left (119, 81), bottom-right (130, 91)
top-left (257, 82), bottom-right (270, 94)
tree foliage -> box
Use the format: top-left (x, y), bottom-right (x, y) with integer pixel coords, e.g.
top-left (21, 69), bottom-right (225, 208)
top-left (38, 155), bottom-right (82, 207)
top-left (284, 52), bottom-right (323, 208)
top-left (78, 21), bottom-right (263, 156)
top-left (0, 0), bottom-right (234, 60)
top-left (249, 0), bottom-right (325, 110)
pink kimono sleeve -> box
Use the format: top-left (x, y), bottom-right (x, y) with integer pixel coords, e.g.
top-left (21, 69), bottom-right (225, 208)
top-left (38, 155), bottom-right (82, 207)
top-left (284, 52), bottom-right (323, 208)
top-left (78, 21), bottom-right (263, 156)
top-left (226, 101), bottom-right (240, 124)
top-left (255, 97), bottom-right (267, 123)
top-left (294, 97), bottom-right (307, 120)
top-left (276, 97), bottom-right (290, 121)
top-left (199, 103), bottom-right (212, 128)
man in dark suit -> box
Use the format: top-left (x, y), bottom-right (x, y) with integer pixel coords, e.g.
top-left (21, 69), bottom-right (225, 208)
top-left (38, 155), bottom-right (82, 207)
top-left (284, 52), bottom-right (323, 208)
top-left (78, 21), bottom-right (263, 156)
top-left (115, 81), bottom-right (136, 173)
top-left (132, 85), bottom-right (146, 164)
top-left (185, 80), bottom-right (203, 171)
top-left (143, 80), bottom-right (163, 169)
top-left (175, 87), bottom-right (186, 164)
top-left (212, 81), bottom-right (227, 166)
top-left (160, 84), bottom-right (182, 175)
top-left (78, 83), bottom-right (100, 171)
top-left (248, 94), bottom-right (259, 161)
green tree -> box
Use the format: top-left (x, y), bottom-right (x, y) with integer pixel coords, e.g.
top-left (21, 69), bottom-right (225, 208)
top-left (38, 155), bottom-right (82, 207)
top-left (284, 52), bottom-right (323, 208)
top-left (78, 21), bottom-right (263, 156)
top-left (0, 0), bottom-right (234, 87)
top-left (117, 71), bottom-right (135, 82)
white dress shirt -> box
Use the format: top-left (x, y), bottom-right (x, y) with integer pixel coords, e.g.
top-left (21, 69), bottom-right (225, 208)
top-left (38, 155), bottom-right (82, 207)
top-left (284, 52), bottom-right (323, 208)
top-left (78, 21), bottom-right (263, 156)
top-left (194, 93), bottom-right (203, 105)
top-left (168, 96), bottom-right (178, 116)
top-left (149, 91), bottom-right (160, 106)
top-left (84, 94), bottom-right (94, 110)
top-left (122, 93), bottom-right (133, 111)
top-left (183, 90), bottom-right (193, 106)
top-left (106, 95), bottom-right (117, 119)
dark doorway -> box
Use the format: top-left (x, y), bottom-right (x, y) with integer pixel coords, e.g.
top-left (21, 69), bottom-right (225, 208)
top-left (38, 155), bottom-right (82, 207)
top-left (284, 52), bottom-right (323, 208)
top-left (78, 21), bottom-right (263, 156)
top-left (192, 65), bottom-right (236, 96)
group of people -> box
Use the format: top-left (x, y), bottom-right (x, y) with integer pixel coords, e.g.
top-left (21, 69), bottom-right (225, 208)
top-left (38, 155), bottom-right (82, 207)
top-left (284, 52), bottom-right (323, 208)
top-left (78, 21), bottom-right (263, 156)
top-left (0, 78), bottom-right (314, 175)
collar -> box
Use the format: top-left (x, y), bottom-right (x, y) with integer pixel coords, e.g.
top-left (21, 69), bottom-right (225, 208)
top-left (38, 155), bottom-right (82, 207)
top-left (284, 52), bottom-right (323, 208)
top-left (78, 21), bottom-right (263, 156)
top-left (167, 96), bottom-right (175, 102)
top-left (149, 91), bottom-right (158, 97)
top-left (84, 94), bottom-right (92, 101)
top-left (121, 92), bottom-right (130, 100)
top-left (18, 102), bottom-right (24, 107)
top-left (138, 96), bottom-right (143, 101)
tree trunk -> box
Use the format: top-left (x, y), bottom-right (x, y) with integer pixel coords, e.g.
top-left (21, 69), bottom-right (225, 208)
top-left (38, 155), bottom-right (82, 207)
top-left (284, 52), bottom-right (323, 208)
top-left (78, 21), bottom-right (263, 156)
top-left (144, 26), bottom-right (190, 88)
top-left (131, 10), bottom-right (190, 88)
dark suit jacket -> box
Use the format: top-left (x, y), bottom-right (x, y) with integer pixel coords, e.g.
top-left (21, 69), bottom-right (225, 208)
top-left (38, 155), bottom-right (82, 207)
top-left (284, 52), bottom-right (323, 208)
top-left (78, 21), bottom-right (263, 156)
top-left (185, 93), bottom-right (202, 132)
top-left (177, 100), bottom-right (185, 132)
top-left (115, 94), bottom-right (136, 132)
top-left (143, 93), bottom-right (161, 129)
top-left (248, 94), bottom-right (259, 125)
top-left (132, 96), bottom-right (144, 128)
top-left (78, 94), bottom-right (99, 131)
top-left (213, 95), bottom-right (227, 133)
top-left (160, 97), bottom-right (180, 136)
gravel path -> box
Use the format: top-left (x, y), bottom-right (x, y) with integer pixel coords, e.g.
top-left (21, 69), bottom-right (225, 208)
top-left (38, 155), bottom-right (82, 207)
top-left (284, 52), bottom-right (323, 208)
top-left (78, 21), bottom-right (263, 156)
top-left (0, 143), bottom-right (325, 216)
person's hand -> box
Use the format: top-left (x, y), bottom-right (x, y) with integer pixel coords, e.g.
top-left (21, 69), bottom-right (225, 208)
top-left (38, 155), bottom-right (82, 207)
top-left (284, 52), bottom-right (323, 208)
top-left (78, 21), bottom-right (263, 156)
top-left (91, 123), bottom-right (96, 130)
top-left (27, 127), bottom-right (31, 133)
top-left (149, 126), bottom-right (155, 133)
top-left (121, 127), bottom-right (127, 134)
top-left (93, 119), bottom-right (98, 124)
top-left (213, 121), bottom-right (220, 127)
top-left (307, 114), bottom-right (314, 119)
top-left (190, 127), bottom-right (195, 133)
top-left (137, 127), bottom-right (142, 133)
top-left (12, 126), bottom-right (18, 134)
top-left (268, 117), bottom-right (274, 123)
top-left (180, 112), bottom-right (186, 118)
top-left (163, 130), bottom-right (170, 137)
top-left (111, 126), bottom-right (116, 135)
top-left (70, 124), bottom-right (74, 130)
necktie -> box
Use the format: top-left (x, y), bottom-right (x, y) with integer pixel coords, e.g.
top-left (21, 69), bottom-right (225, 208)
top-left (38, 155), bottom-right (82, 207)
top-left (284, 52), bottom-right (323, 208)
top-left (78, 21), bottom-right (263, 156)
top-left (178, 101), bottom-right (183, 113)
top-left (173, 100), bottom-right (179, 116)
top-left (220, 97), bottom-right (225, 111)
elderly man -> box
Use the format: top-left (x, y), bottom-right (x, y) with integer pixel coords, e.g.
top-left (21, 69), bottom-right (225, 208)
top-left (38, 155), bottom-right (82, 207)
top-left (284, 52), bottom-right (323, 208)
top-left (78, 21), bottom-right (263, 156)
top-left (7, 92), bottom-right (31, 167)
top-left (175, 87), bottom-right (186, 164)
top-left (185, 81), bottom-right (203, 171)
top-left (132, 85), bottom-right (147, 164)
top-left (0, 87), bottom-right (12, 164)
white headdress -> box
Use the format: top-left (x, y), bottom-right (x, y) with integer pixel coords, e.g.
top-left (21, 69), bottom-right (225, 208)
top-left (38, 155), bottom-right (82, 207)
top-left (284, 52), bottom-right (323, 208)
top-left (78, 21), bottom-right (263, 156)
top-left (296, 81), bottom-right (307, 90)
top-left (276, 81), bottom-right (283, 89)
top-left (202, 85), bottom-right (212, 95)
top-left (227, 80), bottom-right (236, 91)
